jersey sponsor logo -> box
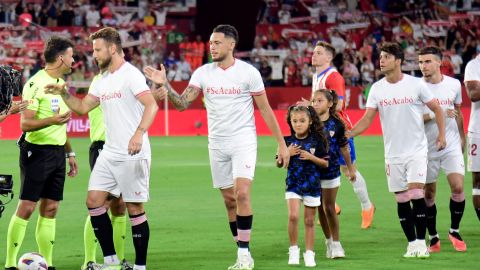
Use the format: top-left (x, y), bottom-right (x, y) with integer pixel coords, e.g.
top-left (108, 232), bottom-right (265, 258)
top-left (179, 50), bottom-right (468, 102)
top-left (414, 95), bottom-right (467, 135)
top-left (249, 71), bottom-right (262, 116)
top-left (379, 96), bottom-right (414, 107)
top-left (100, 91), bottom-right (122, 101)
top-left (206, 86), bottom-right (241, 95)
top-left (434, 98), bottom-right (454, 106)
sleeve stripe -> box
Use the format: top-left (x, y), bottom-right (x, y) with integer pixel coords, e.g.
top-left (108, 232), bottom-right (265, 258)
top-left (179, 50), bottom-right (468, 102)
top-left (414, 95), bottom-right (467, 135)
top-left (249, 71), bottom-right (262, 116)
top-left (88, 93), bottom-right (100, 100)
top-left (135, 90), bottom-right (151, 97)
top-left (250, 89), bottom-right (266, 96)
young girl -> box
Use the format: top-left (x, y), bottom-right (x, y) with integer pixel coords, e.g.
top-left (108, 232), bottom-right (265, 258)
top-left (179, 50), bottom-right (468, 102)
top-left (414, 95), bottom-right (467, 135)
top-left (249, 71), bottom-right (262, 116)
top-left (311, 89), bottom-right (356, 259)
top-left (279, 105), bottom-right (329, 267)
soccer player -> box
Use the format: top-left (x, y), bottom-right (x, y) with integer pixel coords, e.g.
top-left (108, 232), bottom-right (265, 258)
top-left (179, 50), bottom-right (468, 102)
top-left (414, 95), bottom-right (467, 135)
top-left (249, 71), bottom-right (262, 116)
top-left (45, 27), bottom-right (159, 270)
top-left (143, 24), bottom-right (290, 270)
top-left (310, 41), bottom-right (375, 229)
top-left (464, 51), bottom-right (480, 221)
top-left (349, 42), bottom-right (446, 258)
top-left (82, 59), bottom-right (132, 270)
top-left (4, 36), bottom-right (78, 270)
top-left (418, 46), bottom-right (467, 252)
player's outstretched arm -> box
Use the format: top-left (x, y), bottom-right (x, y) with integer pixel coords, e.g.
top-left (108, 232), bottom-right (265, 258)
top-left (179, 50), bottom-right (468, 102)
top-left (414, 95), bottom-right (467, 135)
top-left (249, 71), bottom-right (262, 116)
top-left (44, 83), bottom-right (99, 115)
top-left (350, 108), bottom-right (376, 137)
top-left (426, 99), bottom-right (446, 151)
top-left (465, 80), bottom-right (480, 102)
top-left (127, 93), bottom-right (159, 156)
top-left (144, 64), bottom-right (200, 111)
top-left (253, 93), bottom-right (290, 168)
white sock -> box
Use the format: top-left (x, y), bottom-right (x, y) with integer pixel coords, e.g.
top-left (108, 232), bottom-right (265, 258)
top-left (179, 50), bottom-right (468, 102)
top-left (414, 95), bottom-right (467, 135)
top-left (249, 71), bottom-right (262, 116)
top-left (104, 254), bottom-right (120, 265)
top-left (238, 247), bottom-right (249, 256)
top-left (134, 265), bottom-right (146, 270)
top-left (352, 171), bottom-right (372, 210)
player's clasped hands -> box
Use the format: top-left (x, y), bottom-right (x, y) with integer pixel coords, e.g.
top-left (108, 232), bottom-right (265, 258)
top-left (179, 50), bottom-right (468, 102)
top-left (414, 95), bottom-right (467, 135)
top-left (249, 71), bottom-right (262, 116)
top-left (9, 100), bottom-right (29, 114)
top-left (143, 65), bottom-right (167, 86)
top-left (44, 83), bottom-right (67, 95)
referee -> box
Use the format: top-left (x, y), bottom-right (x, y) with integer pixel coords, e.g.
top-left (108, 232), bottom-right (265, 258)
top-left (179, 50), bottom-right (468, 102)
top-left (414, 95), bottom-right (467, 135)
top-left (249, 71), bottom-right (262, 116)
top-left (4, 36), bottom-right (78, 270)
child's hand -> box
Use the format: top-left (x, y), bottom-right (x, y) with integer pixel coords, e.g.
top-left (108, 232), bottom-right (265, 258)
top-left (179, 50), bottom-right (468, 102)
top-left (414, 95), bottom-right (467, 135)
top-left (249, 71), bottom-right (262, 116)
top-left (298, 150), bottom-right (312, 160)
top-left (288, 144), bottom-right (301, 156)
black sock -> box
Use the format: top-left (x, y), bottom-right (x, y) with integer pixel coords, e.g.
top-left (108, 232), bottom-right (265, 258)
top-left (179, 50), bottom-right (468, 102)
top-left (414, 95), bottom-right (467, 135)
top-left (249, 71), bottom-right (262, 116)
top-left (411, 198), bottom-right (427, 240)
top-left (89, 208), bottom-right (116, 257)
top-left (130, 213), bottom-right (150, 266)
top-left (397, 202), bottom-right (416, 242)
top-left (237, 215), bottom-right (253, 249)
top-left (449, 199), bottom-right (465, 230)
top-left (229, 221), bottom-right (239, 246)
top-left (426, 203), bottom-right (437, 237)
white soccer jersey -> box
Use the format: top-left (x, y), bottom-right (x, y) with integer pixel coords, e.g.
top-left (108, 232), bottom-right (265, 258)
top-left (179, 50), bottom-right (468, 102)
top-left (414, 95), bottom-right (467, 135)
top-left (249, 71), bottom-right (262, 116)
top-left (89, 62), bottom-right (151, 160)
top-left (423, 75), bottom-right (462, 158)
top-left (464, 55), bottom-right (480, 137)
top-left (189, 59), bottom-right (264, 146)
top-left (366, 74), bottom-right (435, 162)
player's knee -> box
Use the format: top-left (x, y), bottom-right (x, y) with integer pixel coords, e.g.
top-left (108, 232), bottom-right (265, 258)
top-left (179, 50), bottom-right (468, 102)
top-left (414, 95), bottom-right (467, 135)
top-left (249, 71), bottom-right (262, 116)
top-left (451, 191), bottom-right (465, 202)
top-left (235, 190), bottom-right (250, 205)
top-left (109, 199), bottom-right (126, 216)
top-left (126, 202), bottom-right (144, 216)
top-left (424, 189), bottom-right (435, 201)
top-left (288, 213), bottom-right (299, 224)
top-left (16, 201), bottom-right (36, 219)
top-left (304, 216), bottom-right (315, 228)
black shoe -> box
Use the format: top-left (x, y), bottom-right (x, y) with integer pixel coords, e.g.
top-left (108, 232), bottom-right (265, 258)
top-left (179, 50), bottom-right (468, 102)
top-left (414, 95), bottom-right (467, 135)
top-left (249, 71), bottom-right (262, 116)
top-left (48, 267), bottom-right (56, 270)
top-left (121, 259), bottom-right (133, 270)
top-left (82, 261), bottom-right (99, 270)
top-left (5, 267), bottom-right (18, 270)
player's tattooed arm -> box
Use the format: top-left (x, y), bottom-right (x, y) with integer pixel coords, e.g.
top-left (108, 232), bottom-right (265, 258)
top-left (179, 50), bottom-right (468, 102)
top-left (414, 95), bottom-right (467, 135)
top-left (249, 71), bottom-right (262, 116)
top-left (165, 83), bottom-right (200, 111)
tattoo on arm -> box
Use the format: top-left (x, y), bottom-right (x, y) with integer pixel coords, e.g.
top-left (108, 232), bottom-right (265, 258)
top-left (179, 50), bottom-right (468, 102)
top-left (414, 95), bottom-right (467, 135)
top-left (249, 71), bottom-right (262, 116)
top-left (165, 83), bottom-right (199, 110)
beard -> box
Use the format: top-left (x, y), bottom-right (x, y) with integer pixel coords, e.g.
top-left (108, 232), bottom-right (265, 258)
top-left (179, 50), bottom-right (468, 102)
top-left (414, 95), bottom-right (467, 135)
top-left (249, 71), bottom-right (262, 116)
top-left (212, 52), bottom-right (226, 62)
top-left (98, 55), bottom-right (112, 70)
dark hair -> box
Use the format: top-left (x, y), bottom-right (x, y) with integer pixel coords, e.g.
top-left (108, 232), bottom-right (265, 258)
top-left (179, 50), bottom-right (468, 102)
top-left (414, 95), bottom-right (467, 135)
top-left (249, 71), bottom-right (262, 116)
top-left (286, 105), bottom-right (328, 151)
top-left (89, 27), bottom-right (122, 53)
top-left (43, 36), bottom-right (74, 64)
top-left (315, 41), bottom-right (336, 57)
top-left (312, 89), bottom-right (345, 129)
top-left (213, 24), bottom-right (239, 48)
top-left (379, 42), bottom-right (404, 64)
top-left (418, 46), bottom-right (443, 60)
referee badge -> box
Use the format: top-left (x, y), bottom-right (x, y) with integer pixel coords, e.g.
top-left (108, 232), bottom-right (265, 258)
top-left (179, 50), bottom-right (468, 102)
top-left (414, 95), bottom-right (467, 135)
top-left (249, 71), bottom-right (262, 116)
top-left (51, 98), bottom-right (59, 112)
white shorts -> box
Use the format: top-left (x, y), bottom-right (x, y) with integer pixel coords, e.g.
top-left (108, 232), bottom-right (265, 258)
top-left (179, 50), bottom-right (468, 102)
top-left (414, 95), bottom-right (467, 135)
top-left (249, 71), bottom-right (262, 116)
top-left (386, 155), bottom-right (427, 193)
top-left (426, 152), bottom-right (465, 183)
top-left (285, 192), bottom-right (321, 207)
top-left (208, 142), bottom-right (257, 189)
top-left (467, 135), bottom-right (480, 172)
top-left (89, 153), bottom-right (150, 202)
top-left (320, 177), bottom-right (341, 189)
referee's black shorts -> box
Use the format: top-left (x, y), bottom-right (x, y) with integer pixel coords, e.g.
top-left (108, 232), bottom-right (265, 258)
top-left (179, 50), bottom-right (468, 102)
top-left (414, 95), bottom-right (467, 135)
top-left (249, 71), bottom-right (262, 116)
top-left (19, 142), bottom-right (66, 202)
top-left (89, 141), bottom-right (105, 171)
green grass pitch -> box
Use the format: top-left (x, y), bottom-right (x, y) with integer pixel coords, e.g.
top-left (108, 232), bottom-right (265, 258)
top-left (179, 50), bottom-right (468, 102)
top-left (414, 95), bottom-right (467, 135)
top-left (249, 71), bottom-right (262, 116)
top-left (0, 136), bottom-right (478, 269)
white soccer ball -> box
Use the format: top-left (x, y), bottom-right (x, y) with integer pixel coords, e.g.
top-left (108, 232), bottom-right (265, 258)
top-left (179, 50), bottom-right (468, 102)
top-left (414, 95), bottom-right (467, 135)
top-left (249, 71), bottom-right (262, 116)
top-left (17, 252), bottom-right (48, 270)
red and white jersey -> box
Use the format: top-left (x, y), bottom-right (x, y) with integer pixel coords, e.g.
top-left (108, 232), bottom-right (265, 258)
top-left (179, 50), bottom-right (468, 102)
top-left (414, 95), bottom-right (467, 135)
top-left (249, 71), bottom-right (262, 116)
top-left (464, 55), bottom-right (480, 137)
top-left (89, 62), bottom-right (151, 160)
top-left (189, 59), bottom-right (264, 147)
top-left (423, 75), bottom-right (462, 158)
top-left (367, 74), bottom-right (435, 162)
top-left (312, 67), bottom-right (352, 129)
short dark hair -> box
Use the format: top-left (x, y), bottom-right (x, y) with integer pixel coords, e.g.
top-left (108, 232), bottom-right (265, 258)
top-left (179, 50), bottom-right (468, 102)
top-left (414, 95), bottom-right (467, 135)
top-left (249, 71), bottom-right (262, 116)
top-left (213, 24), bottom-right (239, 47)
top-left (315, 41), bottom-right (336, 57)
top-left (89, 27), bottom-right (122, 53)
top-left (44, 36), bottom-right (74, 64)
top-left (418, 46), bottom-right (443, 60)
top-left (379, 42), bottom-right (404, 63)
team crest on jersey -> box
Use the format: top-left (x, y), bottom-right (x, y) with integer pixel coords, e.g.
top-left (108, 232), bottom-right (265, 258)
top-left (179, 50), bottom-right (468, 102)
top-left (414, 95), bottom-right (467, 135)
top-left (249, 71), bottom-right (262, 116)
top-left (329, 130), bottom-right (335, 137)
top-left (309, 148), bottom-right (315, 154)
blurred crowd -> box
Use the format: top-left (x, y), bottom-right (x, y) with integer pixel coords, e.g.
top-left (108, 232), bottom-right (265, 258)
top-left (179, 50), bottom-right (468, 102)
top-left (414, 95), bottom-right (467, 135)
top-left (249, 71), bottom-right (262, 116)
top-left (1, 0), bottom-right (480, 92)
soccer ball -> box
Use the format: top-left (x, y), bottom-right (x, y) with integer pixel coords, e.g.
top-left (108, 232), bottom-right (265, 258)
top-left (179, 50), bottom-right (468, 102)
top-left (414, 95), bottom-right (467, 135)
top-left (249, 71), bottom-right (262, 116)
top-left (17, 252), bottom-right (48, 270)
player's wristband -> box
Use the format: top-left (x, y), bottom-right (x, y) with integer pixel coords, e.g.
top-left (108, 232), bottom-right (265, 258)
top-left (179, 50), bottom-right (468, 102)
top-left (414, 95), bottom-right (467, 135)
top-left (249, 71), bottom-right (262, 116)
top-left (428, 112), bottom-right (435, 120)
top-left (65, 152), bottom-right (76, 158)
